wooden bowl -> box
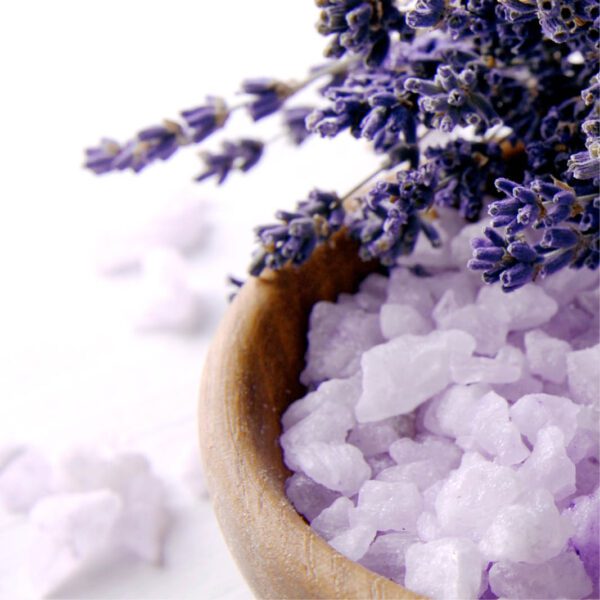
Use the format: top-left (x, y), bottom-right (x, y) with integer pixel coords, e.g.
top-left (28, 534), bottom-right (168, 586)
top-left (198, 233), bottom-right (424, 599)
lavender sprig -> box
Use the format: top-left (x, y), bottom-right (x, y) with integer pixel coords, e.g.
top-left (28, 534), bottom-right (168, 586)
top-left (195, 139), bottom-right (264, 184)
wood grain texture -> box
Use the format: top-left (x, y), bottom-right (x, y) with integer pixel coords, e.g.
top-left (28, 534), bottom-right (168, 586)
top-left (199, 233), bottom-right (426, 600)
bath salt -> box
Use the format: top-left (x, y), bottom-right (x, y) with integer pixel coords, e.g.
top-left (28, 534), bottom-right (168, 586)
top-left (282, 257), bottom-right (599, 599)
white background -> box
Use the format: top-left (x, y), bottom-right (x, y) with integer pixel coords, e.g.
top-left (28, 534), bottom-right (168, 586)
top-left (0, 2), bottom-right (376, 598)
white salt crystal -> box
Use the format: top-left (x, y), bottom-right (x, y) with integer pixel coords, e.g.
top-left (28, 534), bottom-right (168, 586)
top-left (386, 268), bottom-right (435, 315)
top-left (567, 344), bottom-right (600, 405)
top-left (300, 302), bottom-right (383, 385)
top-left (467, 390), bottom-right (530, 465)
top-left (416, 511), bottom-right (444, 542)
top-left (479, 487), bottom-right (572, 564)
top-left (356, 330), bottom-right (476, 422)
top-left (435, 453), bottom-right (523, 540)
top-left (525, 329), bottom-right (572, 384)
top-left (389, 436), bottom-right (462, 475)
top-left (451, 344), bottom-right (523, 385)
top-left (424, 271), bottom-right (478, 305)
top-left (329, 523), bottom-right (376, 561)
top-left (379, 303), bottom-right (432, 339)
top-left (541, 265), bottom-right (599, 306)
top-left (59, 450), bottom-right (169, 564)
top-left (366, 453), bottom-right (396, 477)
top-left (492, 367), bottom-right (544, 401)
top-left (28, 490), bottom-right (122, 597)
top-left (359, 532), bottom-right (417, 583)
top-left (282, 373), bottom-right (362, 430)
top-left (565, 488), bottom-right (599, 595)
top-left (351, 480), bottom-right (422, 533)
top-left (135, 247), bottom-right (204, 333)
top-left (405, 537), bottom-right (484, 600)
top-left (477, 283), bottom-right (558, 331)
top-left (510, 393), bottom-right (580, 446)
top-left (576, 286), bottom-right (600, 316)
top-left (434, 383), bottom-right (491, 440)
top-left (436, 303), bottom-right (508, 356)
top-left (489, 551), bottom-right (593, 600)
top-left (347, 415), bottom-right (414, 457)
top-left (285, 473), bottom-right (339, 521)
top-left (360, 273), bottom-right (389, 299)
top-left (519, 426), bottom-right (576, 501)
top-left (0, 448), bottom-right (54, 513)
top-left (281, 401), bottom-right (355, 471)
top-left (290, 442), bottom-right (371, 496)
top-left (311, 496), bottom-right (354, 540)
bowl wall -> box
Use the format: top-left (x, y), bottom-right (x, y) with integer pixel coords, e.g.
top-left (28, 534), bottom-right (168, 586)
top-left (199, 234), bottom-right (424, 599)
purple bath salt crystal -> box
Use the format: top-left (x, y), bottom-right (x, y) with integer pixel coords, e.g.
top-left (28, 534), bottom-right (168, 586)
top-left (285, 473), bottom-right (340, 522)
top-left (290, 442), bottom-right (371, 496)
top-left (405, 537), bottom-right (484, 600)
top-left (488, 551), bottom-right (593, 599)
top-left (477, 284), bottom-right (559, 331)
top-left (385, 268), bottom-right (435, 316)
top-left (519, 427), bottom-right (576, 501)
top-left (366, 453), bottom-right (396, 477)
top-left (281, 401), bottom-right (355, 471)
top-left (311, 496), bottom-right (354, 540)
top-left (435, 453), bottom-right (523, 540)
top-left (524, 329), bottom-right (572, 384)
top-left (379, 303), bottom-right (433, 339)
top-left (434, 383), bottom-right (491, 440)
top-left (479, 488), bottom-right (573, 564)
top-left (389, 436), bottom-right (462, 475)
top-left (356, 330), bottom-right (476, 422)
top-left (424, 271), bottom-right (478, 306)
top-left (565, 488), bottom-right (599, 595)
top-left (510, 393), bottom-right (580, 446)
top-left (329, 523), bottom-right (377, 561)
top-left (359, 532), bottom-right (418, 583)
top-left (351, 480), bottom-right (423, 533)
top-left (451, 345), bottom-right (523, 385)
top-left (281, 372), bottom-right (361, 430)
top-left (347, 415), bottom-right (414, 457)
top-left (566, 344), bottom-right (600, 406)
top-left (300, 302), bottom-right (383, 385)
top-left (544, 302), bottom-right (596, 344)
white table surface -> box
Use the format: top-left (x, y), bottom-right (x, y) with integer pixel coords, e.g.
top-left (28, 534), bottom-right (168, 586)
top-left (0, 2), bottom-right (376, 598)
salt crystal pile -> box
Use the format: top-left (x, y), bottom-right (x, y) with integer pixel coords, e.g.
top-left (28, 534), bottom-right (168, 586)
top-left (284, 257), bottom-right (599, 599)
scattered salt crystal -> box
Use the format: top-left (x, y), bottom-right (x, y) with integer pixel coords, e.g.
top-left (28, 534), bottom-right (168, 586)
top-left (311, 496), bottom-right (354, 540)
top-left (351, 480), bottom-right (422, 533)
top-left (489, 551), bottom-right (593, 600)
top-left (359, 532), bottom-right (417, 583)
top-left (356, 330), bottom-right (476, 422)
top-left (281, 373), bottom-right (362, 430)
top-left (436, 303), bottom-right (508, 356)
top-left (329, 523), bottom-right (376, 561)
top-left (0, 449), bottom-right (54, 513)
top-left (568, 405), bottom-right (600, 464)
top-left (451, 344), bottom-right (523, 385)
top-left (416, 511), bottom-right (444, 542)
top-left (347, 416), bottom-right (414, 458)
top-left (300, 302), bottom-right (383, 385)
top-left (359, 273), bottom-right (389, 299)
top-left (576, 286), bottom-right (600, 316)
top-left (379, 303), bottom-right (432, 339)
top-left (510, 393), bottom-right (580, 446)
top-left (366, 453), bottom-right (396, 477)
top-left (290, 442), bottom-right (371, 496)
top-left (281, 401), bottom-right (355, 471)
top-left (524, 329), bottom-right (572, 383)
top-left (479, 487), bottom-right (572, 564)
top-left (566, 344), bottom-right (600, 405)
top-left (135, 247), bottom-right (204, 333)
top-left (389, 437), bottom-right (462, 476)
top-left (434, 383), bottom-right (491, 440)
top-left (492, 365), bottom-right (544, 401)
top-left (28, 490), bottom-right (122, 597)
top-left (544, 301), bottom-right (595, 342)
top-left (385, 268), bottom-right (435, 316)
top-left (424, 271), bottom-right (478, 306)
top-left (405, 537), bottom-right (484, 600)
top-left (285, 473), bottom-right (339, 521)
top-left (59, 450), bottom-right (169, 564)
top-left (435, 453), bottom-right (523, 540)
top-left (477, 283), bottom-right (558, 331)
top-left (519, 426), bottom-right (576, 501)
top-left (541, 265), bottom-right (599, 306)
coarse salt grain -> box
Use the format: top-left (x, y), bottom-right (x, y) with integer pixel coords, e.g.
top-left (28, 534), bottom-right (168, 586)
top-left (282, 258), bottom-right (599, 599)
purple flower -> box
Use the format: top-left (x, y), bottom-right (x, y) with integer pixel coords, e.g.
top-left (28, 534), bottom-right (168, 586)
top-left (196, 139), bottom-right (264, 184)
top-left (241, 78), bottom-right (296, 121)
top-left (181, 97), bottom-right (229, 142)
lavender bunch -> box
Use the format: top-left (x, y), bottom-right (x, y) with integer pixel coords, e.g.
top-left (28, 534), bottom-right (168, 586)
top-left (85, 1), bottom-right (599, 292)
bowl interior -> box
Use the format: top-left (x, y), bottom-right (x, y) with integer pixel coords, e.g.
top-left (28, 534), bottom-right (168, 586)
top-left (199, 234), bottom-right (424, 599)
